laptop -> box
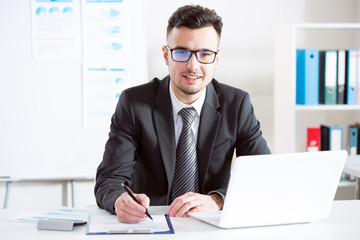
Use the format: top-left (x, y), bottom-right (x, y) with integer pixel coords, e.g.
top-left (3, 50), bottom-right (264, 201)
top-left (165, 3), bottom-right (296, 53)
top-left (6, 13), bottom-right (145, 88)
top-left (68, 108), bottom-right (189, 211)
top-left (189, 150), bottom-right (347, 228)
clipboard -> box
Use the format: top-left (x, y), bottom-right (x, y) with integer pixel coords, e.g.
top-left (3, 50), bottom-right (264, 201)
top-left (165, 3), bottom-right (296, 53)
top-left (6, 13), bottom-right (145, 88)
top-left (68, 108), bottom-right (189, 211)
top-left (86, 214), bottom-right (174, 235)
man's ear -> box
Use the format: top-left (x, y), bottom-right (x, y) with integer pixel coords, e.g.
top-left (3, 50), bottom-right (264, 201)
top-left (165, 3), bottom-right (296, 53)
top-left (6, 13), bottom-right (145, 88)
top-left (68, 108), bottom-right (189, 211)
top-left (215, 49), bottom-right (222, 66)
top-left (162, 45), bottom-right (169, 66)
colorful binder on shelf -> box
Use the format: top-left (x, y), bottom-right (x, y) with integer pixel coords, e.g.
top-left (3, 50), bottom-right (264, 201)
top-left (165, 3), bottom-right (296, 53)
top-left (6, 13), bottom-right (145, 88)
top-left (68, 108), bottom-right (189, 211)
top-left (320, 125), bottom-right (330, 151)
top-left (307, 127), bottom-right (320, 152)
top-left (349, 127), bottom-right (358, 155)
top-left (322, 51), bottom-right (338, 105)
top-left (329, 126), bottom-right (343, 150)
top-left (319, 51), bottom-right (325, 104)
top-left (296, 49), bottom-right (319, 105)
top-left (357, 49), bottom-right (360, 105)
top-left (354, 123), bottom-right (360, 155)
top-left (348, 125), bottom-right (358, 181)
top-left (346, 49), bottom-right (357, 105)
top-left (337, 50), bottom-right (346, 104)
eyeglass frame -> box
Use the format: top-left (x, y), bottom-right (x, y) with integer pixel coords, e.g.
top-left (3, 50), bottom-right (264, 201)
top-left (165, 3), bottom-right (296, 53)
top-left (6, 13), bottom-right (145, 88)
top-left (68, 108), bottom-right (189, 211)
top-left (166, 45), bottom-right (219, 64)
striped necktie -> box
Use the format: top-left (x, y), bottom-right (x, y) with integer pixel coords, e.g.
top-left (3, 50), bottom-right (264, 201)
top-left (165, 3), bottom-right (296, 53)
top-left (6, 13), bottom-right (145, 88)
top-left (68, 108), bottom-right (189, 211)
top-left (171, 107), bottom-right (199, 202)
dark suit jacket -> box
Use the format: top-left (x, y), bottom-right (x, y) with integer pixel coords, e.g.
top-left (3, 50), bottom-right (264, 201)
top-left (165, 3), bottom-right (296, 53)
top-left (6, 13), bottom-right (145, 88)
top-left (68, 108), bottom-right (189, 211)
top-left (95, 76), bottom-right (270, 214)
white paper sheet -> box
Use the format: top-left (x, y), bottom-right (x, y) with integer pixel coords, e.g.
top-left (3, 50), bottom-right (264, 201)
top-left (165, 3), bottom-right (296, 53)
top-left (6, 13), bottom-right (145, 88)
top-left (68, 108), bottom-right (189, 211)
top-left (87, 214), bottom-right (172, 234)
top-left (14, 207), bottom-right (107, 223)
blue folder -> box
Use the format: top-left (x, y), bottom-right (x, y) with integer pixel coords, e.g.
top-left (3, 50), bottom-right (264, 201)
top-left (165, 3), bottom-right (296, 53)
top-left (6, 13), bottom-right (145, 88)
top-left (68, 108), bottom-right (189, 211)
top-left (346, 49), bottom-right (358, 105)
top-left (349, 127), bottom-right (358, 155)
top-left (296, 49), bottom-right (319, 105)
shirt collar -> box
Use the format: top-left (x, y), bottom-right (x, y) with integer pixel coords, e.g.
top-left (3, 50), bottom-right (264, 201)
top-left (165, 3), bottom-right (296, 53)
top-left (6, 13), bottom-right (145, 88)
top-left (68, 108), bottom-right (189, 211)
top-left (169, 82), bottom-right (206, 117)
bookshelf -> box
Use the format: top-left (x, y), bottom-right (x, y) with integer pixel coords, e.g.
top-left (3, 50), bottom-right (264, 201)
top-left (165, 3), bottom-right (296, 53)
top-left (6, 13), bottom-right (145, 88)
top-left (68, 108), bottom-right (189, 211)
top-left (273, 23), bottom-right (360, 154)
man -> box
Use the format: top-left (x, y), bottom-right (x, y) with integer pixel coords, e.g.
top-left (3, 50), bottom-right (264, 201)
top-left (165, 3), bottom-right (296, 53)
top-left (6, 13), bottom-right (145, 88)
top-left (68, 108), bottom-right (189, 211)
top-left (95, 5), bottom-right (270, 224)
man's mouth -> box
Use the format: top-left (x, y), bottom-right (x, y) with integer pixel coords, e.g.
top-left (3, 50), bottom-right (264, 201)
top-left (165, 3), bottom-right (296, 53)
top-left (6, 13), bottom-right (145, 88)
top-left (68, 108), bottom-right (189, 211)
top-left (183, 74), bottom-right (202, 80)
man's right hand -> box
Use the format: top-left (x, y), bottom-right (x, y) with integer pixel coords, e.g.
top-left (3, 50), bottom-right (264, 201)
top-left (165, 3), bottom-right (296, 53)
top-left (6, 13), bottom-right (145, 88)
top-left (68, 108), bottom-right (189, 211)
top-left (114, 192), bottom-right (150, 223)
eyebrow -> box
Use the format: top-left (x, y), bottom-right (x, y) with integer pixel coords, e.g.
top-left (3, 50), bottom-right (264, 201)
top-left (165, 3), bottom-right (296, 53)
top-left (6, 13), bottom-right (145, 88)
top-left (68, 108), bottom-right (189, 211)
top-left (172, 46), bottom-right (217, 52)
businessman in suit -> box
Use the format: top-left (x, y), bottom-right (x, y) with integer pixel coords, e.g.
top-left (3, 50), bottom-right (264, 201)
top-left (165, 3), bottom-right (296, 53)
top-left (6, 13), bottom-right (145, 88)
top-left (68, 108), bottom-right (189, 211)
top-left (95, 5), bottom-right (270, 223)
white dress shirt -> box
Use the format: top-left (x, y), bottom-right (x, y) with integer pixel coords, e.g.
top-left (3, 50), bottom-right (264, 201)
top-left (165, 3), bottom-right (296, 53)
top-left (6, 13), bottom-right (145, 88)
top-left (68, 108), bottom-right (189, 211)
top-left (169, 83), bottom-right (206, 146)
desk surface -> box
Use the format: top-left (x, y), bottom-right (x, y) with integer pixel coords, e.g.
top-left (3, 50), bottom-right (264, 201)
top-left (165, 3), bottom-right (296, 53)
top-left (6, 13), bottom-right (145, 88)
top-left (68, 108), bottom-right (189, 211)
top-left (0, 201), bottom-right (359, 240)
top-left (344, 156), bottom-right (360, 178)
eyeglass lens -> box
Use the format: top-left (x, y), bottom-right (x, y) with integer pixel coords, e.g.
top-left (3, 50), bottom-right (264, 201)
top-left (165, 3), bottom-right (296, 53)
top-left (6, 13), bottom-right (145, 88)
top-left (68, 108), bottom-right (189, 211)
top-left (172, 49), bottom-right (216, 63)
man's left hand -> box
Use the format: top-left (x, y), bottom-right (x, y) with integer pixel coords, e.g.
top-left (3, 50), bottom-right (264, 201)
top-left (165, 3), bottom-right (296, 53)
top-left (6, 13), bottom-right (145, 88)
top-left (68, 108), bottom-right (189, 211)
top-left (167, 192), bottom-right (224, 217)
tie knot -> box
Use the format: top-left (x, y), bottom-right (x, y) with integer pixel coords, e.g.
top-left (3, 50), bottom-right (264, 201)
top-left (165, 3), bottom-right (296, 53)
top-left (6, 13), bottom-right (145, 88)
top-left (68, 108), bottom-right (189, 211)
top-left (179, 107), bottom-right (197, 126)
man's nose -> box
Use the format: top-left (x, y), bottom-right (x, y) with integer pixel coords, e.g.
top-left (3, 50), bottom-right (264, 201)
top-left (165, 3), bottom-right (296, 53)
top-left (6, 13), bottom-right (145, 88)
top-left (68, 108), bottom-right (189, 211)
top-left (186, 53), bottom-right (200, 70)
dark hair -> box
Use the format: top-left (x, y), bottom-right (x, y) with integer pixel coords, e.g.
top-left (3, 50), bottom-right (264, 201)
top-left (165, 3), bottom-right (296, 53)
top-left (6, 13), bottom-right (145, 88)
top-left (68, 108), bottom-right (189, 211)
top-left (167, 5), bottom-right (223, 39)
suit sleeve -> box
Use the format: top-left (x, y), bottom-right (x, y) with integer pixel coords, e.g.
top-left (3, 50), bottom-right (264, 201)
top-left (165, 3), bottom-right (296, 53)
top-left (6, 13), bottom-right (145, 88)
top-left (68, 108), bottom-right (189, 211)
top-left (235, 92), bottom-right (271, 156)
top-left (94, 90), bottom-right (138, 214)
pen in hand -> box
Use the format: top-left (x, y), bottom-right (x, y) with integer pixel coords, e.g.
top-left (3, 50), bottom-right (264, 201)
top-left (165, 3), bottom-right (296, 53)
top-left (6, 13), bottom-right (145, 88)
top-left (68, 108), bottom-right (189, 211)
top-left (121, 183), bottom-right (153, 220)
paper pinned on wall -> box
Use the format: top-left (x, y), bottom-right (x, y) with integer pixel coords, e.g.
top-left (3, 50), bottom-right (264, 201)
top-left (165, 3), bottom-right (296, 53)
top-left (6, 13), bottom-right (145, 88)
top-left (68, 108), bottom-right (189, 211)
top-left (81, 0), bottom-right (130, 60)
top-left (81, 0), bottom-right (147, 128)
top-left (82, 62), bottom-right (129, 128)
top-left (30, 0), bottom-right (82, 59)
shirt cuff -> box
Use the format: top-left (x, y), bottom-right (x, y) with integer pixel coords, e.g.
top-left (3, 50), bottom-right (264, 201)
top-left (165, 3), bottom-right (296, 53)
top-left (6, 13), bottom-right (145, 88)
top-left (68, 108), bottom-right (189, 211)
top-left (114, 195), bottom-right (121, 211)
top-left (207, 191), bottom-right (225, 209)
top-left (208, 191), bottom-right (225, 199)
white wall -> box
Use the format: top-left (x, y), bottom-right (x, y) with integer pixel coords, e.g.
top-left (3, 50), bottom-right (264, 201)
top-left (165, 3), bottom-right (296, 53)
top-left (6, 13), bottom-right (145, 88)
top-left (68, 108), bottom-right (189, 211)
top-left (1, 0), bottom-right (359, 209)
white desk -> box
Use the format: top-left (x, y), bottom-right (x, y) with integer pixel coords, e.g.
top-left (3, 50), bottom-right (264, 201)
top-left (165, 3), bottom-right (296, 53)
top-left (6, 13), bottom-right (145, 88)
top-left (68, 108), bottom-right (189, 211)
top-left (343, 156), bottom-right (360, 199)
top-left (1, 177), bottom-right (94, 209)
top-left (0, 201), bottom-right (359, 240)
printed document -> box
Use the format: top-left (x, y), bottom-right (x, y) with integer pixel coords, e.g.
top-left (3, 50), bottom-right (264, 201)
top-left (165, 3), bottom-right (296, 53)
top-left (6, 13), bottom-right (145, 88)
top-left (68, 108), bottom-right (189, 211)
top-left (86, 214), bottom-right (173, 234)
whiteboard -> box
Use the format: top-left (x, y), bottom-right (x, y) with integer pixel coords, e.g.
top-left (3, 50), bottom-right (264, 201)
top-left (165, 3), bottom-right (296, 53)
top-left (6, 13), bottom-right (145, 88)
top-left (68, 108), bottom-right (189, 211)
top-left (0, 0), bottom-right (147, 179)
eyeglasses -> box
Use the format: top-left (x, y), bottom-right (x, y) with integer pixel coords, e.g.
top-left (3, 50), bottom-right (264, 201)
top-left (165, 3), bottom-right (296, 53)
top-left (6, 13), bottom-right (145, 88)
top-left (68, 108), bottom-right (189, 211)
top-left (166, 46), bottom-right (218, 64)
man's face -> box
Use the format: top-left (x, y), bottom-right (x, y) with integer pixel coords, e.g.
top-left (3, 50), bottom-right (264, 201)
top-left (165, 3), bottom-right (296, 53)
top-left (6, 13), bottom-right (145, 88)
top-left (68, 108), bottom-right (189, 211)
top-left (162, 26), bottom-right (221, 104)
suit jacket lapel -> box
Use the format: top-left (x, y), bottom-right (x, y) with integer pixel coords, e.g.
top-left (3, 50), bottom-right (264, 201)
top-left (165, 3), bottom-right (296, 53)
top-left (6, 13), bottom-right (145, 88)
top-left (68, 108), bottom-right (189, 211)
top-left (153, 76), bottom-right (176, 196)
top-left (197, 81), bottom-right (221, 192)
